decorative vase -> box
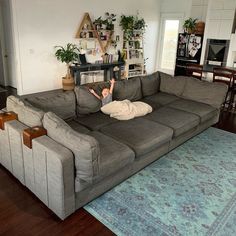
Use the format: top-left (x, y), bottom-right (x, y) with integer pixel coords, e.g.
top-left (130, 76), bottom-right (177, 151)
top-left (62, 76), bottom-right (75, 91)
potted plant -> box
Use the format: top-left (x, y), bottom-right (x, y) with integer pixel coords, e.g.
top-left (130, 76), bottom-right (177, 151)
top-left (93, 16), bottom-right (103, 30)
top-left (104, 12), bottom-right (116, 30)
top-left (183, 18), bottom-right (198, 34)
top-left (120, 14), bottom-right (146, 40)
top-left (54, 43), bottom-right (80, 91)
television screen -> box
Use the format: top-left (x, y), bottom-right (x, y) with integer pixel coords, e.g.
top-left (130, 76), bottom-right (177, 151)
top-left (207, 44), bottom-right (226, 61)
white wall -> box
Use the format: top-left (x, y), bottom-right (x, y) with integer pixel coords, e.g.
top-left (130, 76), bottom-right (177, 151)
top-left (9, 0), bottom-right (161, 95)
top-left (200, 0), bottom-right (236, 65)
top-left (191, 0), bottom-right (209, 21)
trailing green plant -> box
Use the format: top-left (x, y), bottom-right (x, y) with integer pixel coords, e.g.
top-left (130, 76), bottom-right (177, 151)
top-left (120, 14), bottom-right (146, 39)
top-left (183, 18), bottom-right (198, 33)
top-left (54, 43), bottom-right (80, 79)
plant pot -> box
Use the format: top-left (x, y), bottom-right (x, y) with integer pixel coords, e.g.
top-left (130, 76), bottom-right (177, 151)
top-left (62, 76), bottom-right (75, 91)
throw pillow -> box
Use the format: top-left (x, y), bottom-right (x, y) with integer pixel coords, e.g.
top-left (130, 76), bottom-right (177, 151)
top-left (43, 112), bottom-right (100, 185)
top-left (7, 95), bottom-right (44, 127)
top-left (140, 71), bottom-right (160, 97)
top-left (113, 77), bottom-right (142, 101)
top-left (159, 72), bottom-right (187, 96)
top-left (74, 86), bottom-right (102, 115)
top-left (182, 77), bottom-right (228, 109)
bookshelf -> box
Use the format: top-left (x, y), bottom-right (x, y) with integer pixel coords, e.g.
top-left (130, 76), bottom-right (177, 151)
top-left (122, 30), bottom-right (145, 78)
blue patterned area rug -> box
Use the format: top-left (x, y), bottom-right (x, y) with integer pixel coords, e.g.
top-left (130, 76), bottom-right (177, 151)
top-left (84, 128), bottom-right (236, 236)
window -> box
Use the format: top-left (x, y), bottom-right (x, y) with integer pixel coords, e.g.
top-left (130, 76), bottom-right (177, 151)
top-left (160, 20), bottom-right (179, 71)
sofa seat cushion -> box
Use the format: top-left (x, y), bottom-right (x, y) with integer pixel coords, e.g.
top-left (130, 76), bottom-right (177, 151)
top-left (100, 118), bottom-right (173, 157)
top-left (168, 99), bottom-right (218, 123)
top-left (144, 107), bottom-right (200, 137)
top-left (24, 89), bottom-right (76, 120)
top-left (66, 119), bottom-right (90, 134)
top-left (90, 131), bottom-right (135, 178)
top-left (74, 112), bottom-right (118, 131)
top-left (141, 92), bottom-right (179, 109)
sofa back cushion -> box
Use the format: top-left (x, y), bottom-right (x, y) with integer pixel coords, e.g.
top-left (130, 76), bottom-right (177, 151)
top-left (160, 72), bottom-right (187, 96)
top-left (74, 86), bottom-right (102, 115)
top-left (43, 112), bottom-right (100, 184)
top-left (7, 95), bottom-right (44, 127)
top-left (182, 77), bottom-right (228, 109)
top-left (24, 90), bottom-right (76, 120)
top-left (113, 77), bottom-right (142, 101)
top-left (140, 71), bottom-right (160, 97)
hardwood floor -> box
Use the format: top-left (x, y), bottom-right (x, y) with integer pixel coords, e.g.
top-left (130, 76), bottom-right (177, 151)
top-left (0, 87), bottom-right (236, 236)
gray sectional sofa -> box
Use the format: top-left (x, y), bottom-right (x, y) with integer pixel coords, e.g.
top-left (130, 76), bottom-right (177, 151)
top-left (0, 71), bottom-right (228, 220)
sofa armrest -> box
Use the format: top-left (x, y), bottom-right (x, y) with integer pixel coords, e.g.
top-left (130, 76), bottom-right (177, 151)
top-left (31, 135), bottom-right (76, 219)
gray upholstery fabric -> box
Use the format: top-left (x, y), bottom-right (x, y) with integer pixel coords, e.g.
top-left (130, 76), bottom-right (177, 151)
top-left (100, 118), bottom-right (173, 156)
top-left (66, 119), bottom-right (90, 134)
top-left (24, 90), bottom-right (76, 120)
top-left (74, 86), bottom-right (101, 115)
top-left (182, 77), bottom-right (228, 109)
top-left (141, 92), bottom-right (179, 109)
top-left (75, 142), bottom-right (170, 209)
top-left (91, 131), bottom-right (135, 177)
top-left (6, 120), bottom-right (28, 185)
top-left (145, 107), bottom-right (200, 137)
top-left (0, 123), bottom-right (12, 172)
top-left (83, 81), bottom-right (110, 97)
top-left (43, 112), bottom-right (100, 184)
top-left (168, 99), bottom-right (218, 123)
top-left (140, 97), bottom-right (162, 110)
top-left (7, 95), bottom-right (44, 127)
top-left (74, 111), bottom-right (118, 131)
top-left (32, 136), bottom-right (75, 220)
top-left (140, 71), bottom-right (160, 97)
top-left (75, 131), bottom-right (136, 192)
top-left (160, 73), bottom-right (187, 96)
top-left (113, 77), bottom-right (142, 101)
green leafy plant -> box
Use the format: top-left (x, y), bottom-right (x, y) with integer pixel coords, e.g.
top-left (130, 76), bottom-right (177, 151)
top-left (104, 12), bottom-right (116, 30)
top-left (54, 43), bottom-right (80, 79)
top-left (93, 16), bottom-right (103, 28)
top-left (183, 18), bottom-right (198, 33)
top-left (93, 13), bottom-right (116, 30)
top-left (120, 14), bottom-right (146, 39)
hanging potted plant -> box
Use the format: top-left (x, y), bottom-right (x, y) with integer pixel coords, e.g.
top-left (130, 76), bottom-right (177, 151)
top-left (120, 14), bottom-right (146, 40)
top-left (183, 18), bottom-right (198, 34)
top-left (119, 15), bottom-right (135, 40)
top-left (54, 43), bottom-right (80, 91)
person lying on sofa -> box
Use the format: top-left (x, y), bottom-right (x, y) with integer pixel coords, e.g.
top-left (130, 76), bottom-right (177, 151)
top-left (89, 78), bottom-right (115, 106)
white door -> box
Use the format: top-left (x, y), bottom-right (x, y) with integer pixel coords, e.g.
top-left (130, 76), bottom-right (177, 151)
top-left (158, 15), bottom-right (182, 74)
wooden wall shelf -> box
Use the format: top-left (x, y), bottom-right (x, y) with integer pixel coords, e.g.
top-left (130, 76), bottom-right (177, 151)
top-left (75, 12), bottom-right (114, 53)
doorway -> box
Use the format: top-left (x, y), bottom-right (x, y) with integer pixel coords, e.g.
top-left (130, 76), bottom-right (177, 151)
top-left (157, 14), bottom-right (183, 74)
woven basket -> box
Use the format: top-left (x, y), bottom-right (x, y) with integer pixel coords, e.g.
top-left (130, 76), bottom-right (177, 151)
top-left (62, 77), bottom-right (75, 91)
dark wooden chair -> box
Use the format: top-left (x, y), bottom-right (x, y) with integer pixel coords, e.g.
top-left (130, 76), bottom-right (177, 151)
top-left (213, 67), bottom-right (234, 110)
top-left (186, 64), bottom-right (203, 80)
